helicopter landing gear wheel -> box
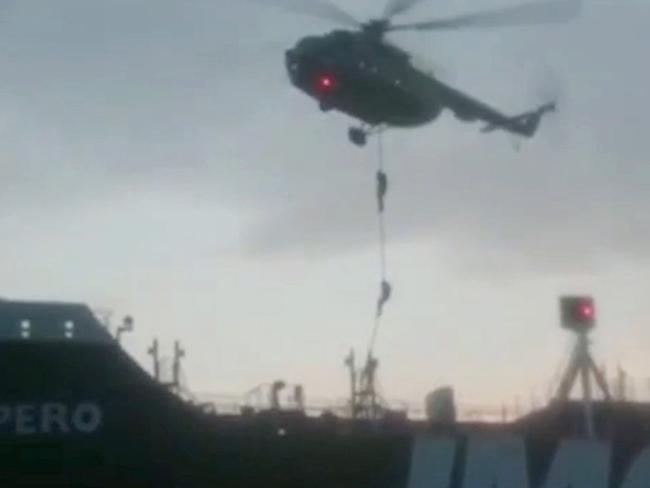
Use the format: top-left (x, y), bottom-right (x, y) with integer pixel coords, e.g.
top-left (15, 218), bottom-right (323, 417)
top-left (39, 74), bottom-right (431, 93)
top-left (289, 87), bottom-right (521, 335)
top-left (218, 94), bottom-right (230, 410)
top-left (348, 127), bottom-right (367, 147)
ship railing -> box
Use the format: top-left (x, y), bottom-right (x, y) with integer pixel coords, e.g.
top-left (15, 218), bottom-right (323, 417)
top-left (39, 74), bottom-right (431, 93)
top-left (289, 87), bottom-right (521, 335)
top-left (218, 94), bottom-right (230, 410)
top-left (189, 392), bottom-right (534, 422)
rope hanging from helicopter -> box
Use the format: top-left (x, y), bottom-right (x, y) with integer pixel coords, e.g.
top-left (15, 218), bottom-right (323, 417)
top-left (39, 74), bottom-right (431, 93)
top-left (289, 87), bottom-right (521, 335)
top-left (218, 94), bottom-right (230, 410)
top-left (367, 132), bottom-right (391, 360)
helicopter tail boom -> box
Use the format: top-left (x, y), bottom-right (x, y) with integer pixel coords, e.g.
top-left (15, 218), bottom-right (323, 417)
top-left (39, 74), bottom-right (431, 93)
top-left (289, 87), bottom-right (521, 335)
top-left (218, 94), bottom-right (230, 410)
top-left (482, 102), bottom-right (556, 137)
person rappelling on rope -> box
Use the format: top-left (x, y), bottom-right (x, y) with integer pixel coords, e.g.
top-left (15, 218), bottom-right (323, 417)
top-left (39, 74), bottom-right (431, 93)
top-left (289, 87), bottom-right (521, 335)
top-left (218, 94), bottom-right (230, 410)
top-left (376, 280), bottom-right (391, 318)
top-left (376, 170), bottom-right (388, 213)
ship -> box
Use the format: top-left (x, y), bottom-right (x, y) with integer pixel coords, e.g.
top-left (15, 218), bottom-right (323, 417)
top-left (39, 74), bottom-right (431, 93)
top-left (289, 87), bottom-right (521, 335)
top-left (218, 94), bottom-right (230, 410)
top-left (1, 297), bottom-right (650, 487)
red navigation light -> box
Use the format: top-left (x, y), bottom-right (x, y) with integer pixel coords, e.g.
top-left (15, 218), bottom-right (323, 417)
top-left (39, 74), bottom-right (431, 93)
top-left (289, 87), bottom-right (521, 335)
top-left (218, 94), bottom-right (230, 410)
top-left (316, 73), bottom-right (337, 93)
top-left (579, 302), bottom-right (594, 320)
top-left (560, 296), bottom-right (596, 332)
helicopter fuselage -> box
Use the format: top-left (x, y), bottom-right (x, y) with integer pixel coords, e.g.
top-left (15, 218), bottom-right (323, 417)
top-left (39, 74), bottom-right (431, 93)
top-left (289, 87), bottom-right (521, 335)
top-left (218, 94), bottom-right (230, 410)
top-left (284, 28), bottom-right (556, 146)
top-left (285, 30), bottom-right (441, 128)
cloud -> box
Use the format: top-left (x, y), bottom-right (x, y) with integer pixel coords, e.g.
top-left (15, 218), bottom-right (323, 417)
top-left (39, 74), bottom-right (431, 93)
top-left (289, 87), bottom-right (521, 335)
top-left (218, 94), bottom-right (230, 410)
top-left (1, 0), bottom-right (649, 279)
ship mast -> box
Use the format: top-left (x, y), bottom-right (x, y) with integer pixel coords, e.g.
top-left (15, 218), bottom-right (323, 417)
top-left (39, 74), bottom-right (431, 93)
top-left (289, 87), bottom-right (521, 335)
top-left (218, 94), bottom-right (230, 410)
top-left (554, 296), bottom-right (611, 438)
top-left (345, 349), bottom-right (385, 420)
top-left (358, 353), bottom-right (381, 419)
top-left (344, 350), bottom-right (357, 416)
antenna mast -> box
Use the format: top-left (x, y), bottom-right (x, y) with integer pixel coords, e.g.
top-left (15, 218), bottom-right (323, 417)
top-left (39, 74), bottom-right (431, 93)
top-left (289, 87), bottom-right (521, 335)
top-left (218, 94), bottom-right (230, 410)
top-left (172, 340), bottom-right (186, 391)
top-left (148, 339), bottom-right (160, 381)
top-left (116, 315), bottom-right (134, 345)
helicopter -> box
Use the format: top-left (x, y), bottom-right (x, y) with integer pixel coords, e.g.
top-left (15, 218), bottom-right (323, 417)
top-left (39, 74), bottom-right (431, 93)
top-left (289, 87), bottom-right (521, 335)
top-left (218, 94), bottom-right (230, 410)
top-left (280, 0), bottom-right (580, 146)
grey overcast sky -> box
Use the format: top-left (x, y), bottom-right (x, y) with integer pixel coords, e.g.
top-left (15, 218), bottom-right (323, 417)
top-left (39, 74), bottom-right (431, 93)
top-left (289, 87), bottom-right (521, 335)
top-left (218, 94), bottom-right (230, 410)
top-left (2, 0), bottom-right (650, 409)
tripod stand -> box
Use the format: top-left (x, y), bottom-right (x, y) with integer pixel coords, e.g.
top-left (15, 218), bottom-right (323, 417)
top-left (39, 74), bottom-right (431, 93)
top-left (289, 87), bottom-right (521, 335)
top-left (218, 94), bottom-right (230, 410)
top-left (555, 330), bottom-right (610, 438)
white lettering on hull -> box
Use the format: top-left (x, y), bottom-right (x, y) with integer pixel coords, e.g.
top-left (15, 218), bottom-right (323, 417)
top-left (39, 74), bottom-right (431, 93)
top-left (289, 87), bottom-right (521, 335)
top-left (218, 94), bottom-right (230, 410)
top-left (72, 403), bottom-right (102, 433)
top-left (16, 405), bottom-right (36, 435)
top-left (42, 403), bottom-right (70, 434)
top-left (0, 402), bottom-right (102, 435)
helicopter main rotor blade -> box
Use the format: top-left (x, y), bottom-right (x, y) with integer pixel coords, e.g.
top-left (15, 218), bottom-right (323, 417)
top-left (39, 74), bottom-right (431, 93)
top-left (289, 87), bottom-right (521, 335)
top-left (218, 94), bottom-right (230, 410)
top-left (382, 0), bottom-right (431, 19)
top-left (247, 0), bottom-right (360, 28)
top-left (389, 0), bottom-right (581, 32)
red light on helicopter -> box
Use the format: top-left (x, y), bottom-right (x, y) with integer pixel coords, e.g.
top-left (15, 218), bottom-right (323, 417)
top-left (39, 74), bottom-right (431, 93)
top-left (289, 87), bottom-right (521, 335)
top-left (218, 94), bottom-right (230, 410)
top-left (316, 73), bottom-right (337, 92)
